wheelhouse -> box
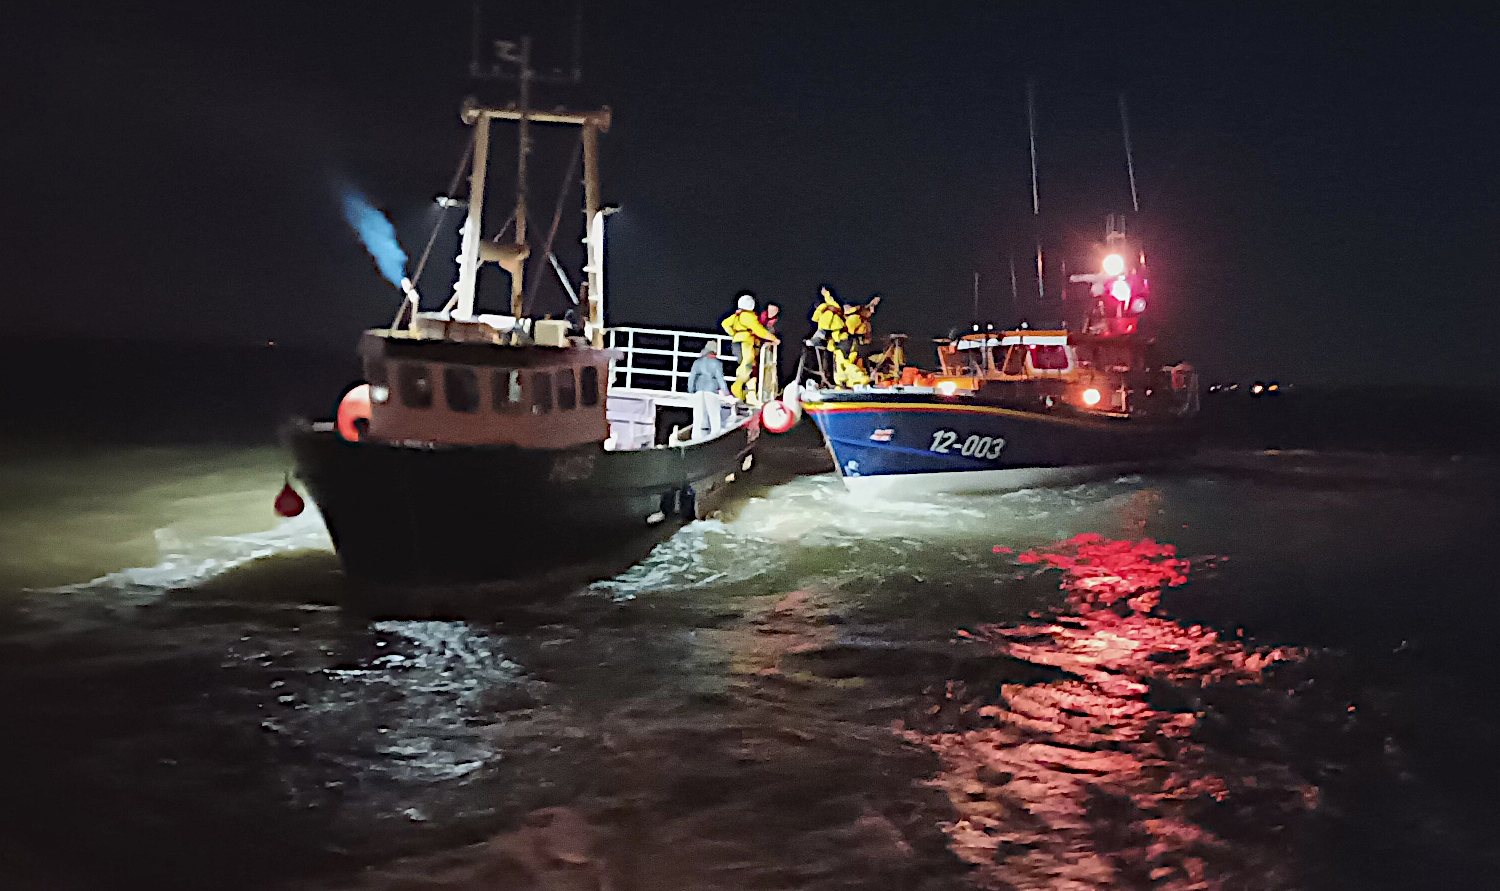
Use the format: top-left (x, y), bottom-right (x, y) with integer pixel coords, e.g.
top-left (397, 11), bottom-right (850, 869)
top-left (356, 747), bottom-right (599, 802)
top-left (929, 328), bottom-right (1193, 417)
top-left (359, 331), bottom-right (612, 449)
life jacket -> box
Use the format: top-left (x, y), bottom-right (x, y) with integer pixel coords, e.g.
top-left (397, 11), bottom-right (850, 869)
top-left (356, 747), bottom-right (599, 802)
top-left (844, 306), bottom-right (871, 338)
top-left (810, 293), bottom-right (845, 334)
top-left (721, 309), bottom-right (773, 344)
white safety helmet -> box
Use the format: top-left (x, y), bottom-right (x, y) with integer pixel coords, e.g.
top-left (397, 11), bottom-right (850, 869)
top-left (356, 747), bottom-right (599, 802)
top-left (737, 293), bottom-right (755, 311)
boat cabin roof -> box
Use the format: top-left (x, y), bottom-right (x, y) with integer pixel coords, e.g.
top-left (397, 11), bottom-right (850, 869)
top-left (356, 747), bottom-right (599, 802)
top-left (361, 329), bottom-right (620, 369)
top-left (950, 330), bottom-right (1069, 349)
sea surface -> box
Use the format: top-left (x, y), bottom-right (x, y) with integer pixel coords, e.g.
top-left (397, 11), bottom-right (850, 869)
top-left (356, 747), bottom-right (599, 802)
top-left (3, 344), bottom-right (1499, 890)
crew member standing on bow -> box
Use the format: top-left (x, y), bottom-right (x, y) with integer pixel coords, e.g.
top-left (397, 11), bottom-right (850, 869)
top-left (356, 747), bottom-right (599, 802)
top-left (833, 294), bottom-right (880, 387)
top-left (808, 286), bottom-right (845, 386)
top-left (720, 292), bottom-right (779, 402)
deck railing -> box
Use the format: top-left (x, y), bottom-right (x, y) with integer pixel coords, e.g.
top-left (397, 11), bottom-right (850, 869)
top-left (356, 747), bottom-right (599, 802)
top-left (604, 326), bottom-right (732, 394)
top-left (604, 325), bottom-right (780, 403)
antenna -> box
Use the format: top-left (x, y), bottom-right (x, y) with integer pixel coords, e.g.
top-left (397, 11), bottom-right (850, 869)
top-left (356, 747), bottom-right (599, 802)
top-left (1119, 93), bottom-right (1140, 213)
top-left (467, 2), bottom-right (588, 316)
top-left (469, 1), bottom-right (584, 84)
top-left (1026, 80), bottom-right (1044, 304)
top-left (972, 271), bottom-right (980, 321)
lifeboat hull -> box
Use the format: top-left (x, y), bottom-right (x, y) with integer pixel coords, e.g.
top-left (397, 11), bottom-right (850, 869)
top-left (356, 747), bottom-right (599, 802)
top-left (802, 389), bottom-right (1197, 498)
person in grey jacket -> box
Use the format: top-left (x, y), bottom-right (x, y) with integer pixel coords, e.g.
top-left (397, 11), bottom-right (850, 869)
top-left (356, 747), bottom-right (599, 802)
top-left (688, 343), bottom-right (730, 438)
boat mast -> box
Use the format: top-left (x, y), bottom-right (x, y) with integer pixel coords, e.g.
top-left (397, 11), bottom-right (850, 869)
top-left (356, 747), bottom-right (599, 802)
top-left (512, 35), bottom-right (533, 317)
top-left (453, 115), bottom-right (491, 320)
top-left (464, 3), bottom-right (592, 322)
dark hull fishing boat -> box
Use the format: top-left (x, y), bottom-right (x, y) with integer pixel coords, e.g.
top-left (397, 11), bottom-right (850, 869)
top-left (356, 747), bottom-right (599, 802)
top-left (291, 397), bottom-right (756, 582)
top-left (288, 46), bottom-right (764, 586)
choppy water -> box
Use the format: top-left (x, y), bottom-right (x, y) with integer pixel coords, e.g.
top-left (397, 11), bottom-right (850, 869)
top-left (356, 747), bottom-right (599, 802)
top-left (3, 441), bottom-right (1499, 890)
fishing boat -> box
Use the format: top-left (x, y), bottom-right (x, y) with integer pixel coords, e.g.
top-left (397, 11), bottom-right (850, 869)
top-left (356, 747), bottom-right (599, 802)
top-left (799, 218), bottom-right (1200, 497)
top-left (286, 66), bottom-right (765, 585)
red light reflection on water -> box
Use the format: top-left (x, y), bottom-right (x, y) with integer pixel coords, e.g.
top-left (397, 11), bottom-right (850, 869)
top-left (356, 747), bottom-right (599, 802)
top-left (904, 535), bottom-right (1314, 890)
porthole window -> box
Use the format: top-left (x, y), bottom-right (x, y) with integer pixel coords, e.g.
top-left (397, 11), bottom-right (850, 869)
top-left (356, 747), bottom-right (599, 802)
top-left (579, 365), bottom-right (599, 406)
top-left (397, 362), bottom-right (433, 409)
top-left (531, 371), bottom-right (553, 414)
top-left (557, 368), bottom-right (577, 411)
top-left (443, 366), bottom-right (479, 413)
top-left (492, 368), bottom-right (523, 412)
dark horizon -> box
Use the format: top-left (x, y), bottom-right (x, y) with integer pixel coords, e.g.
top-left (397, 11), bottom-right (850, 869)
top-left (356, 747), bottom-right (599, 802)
top-left (4, 1), bottom-right (1496, 387)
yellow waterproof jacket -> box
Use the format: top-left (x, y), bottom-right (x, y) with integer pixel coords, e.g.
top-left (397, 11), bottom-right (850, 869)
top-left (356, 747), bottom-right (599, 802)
top-left (844, 305), bottom-right (873, 338)
top-left (811, 292), bottom-right (845, 335)
top-left (721, 309), bottom-right (773, 344)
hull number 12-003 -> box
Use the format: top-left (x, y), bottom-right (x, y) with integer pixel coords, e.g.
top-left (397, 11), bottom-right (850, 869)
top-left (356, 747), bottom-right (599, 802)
top-left (929, 429), bottom-right (1006, 459)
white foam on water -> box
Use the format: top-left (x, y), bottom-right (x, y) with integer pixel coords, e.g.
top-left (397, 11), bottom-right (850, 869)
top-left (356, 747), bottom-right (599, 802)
top-left (592, 473), bottom-right (1150, 599)
top-left (44, 506), bottom-right (333, 599)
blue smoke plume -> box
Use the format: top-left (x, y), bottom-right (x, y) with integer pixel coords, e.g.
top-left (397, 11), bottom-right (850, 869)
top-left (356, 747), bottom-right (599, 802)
top-left (340, 188), bottom-right (408, 288)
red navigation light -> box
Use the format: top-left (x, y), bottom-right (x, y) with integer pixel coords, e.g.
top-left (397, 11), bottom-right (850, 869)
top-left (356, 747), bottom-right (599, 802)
top-left (1110, 279), bottom-right (1132, 302)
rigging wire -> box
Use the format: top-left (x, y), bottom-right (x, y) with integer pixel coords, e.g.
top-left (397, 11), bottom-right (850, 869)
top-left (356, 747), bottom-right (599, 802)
top-left (411, 129), bottom-right (477, 285)
top-left (522, 131), bottom-right (585, 316)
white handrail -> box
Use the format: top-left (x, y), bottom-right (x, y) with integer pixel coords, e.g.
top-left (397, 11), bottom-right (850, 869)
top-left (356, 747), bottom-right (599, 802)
top-left (604, 326), bottom-right (734, 393)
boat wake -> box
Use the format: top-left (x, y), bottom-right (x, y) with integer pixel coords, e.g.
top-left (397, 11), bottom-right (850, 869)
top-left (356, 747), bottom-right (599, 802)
top-left (41, 508), bottom-right (332, 602)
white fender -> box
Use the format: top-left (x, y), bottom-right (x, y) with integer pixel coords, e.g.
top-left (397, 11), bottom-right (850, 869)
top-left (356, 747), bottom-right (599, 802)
top-left (781, 381), bottom-right (803, 420)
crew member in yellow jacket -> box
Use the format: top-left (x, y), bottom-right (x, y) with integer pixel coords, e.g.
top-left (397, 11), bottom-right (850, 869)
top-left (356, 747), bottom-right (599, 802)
top-left (831, 294), bottom-right (880, 387)
top-left (809, 286), bottom-right (848, 386)
top-left (720, 292), bottom-right (780, 401)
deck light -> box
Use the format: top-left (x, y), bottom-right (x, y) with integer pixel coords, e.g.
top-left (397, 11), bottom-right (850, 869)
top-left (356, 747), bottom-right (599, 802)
top-left (1102, 253), bottom-right (1125, 276)
top-left (1082, 387), bottom-right (1102, 406)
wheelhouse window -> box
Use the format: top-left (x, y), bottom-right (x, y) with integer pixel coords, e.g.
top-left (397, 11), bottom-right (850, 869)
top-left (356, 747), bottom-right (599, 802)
top-left (492, 368), bottom-right (523, 412)
top-left (1001, 346), bottom-right (1026, 376)
top-left (443, 366), bottom-right (479, 413)
top-left (556, 368), bottom-right (577, 411)
top-left (531, 371), bottom-right (553, 414)
top-left (1029, 345), bottom-right (1071, 371)
top-left (579, 365), bottom-right (599, 406)
top-left (397, 362), bottom-right (433, 408)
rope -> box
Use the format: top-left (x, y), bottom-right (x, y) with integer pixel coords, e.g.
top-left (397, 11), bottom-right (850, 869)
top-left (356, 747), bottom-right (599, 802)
top-left (411, 130), bottom-right (477, 285)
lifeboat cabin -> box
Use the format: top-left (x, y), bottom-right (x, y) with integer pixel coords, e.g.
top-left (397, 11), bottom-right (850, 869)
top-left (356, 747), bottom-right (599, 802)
top-left (931, 329), bottom-right (1199, 419)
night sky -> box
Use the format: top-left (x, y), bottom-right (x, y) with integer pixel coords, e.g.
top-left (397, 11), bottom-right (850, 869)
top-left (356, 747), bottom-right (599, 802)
top-left (4, 1), bottom-right (1496, 385)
